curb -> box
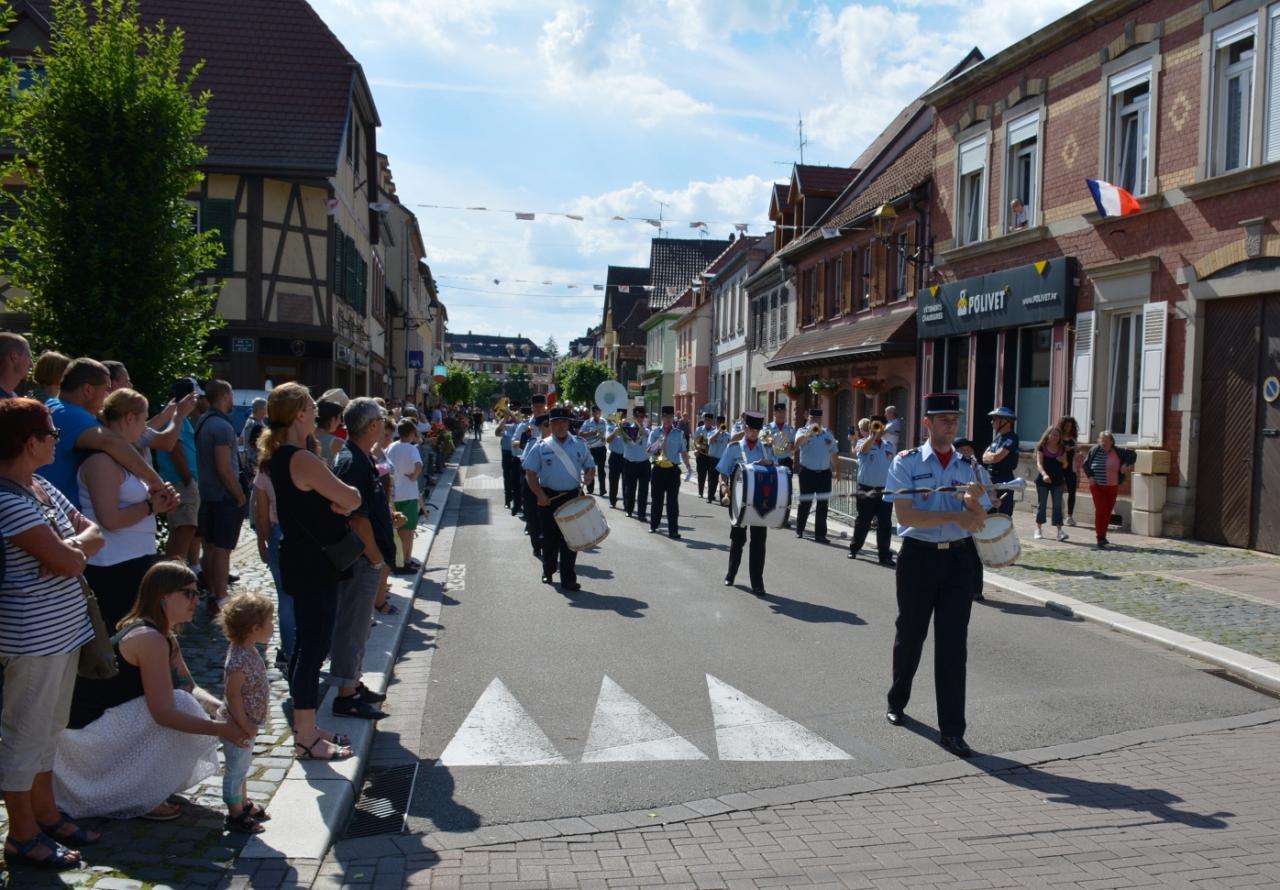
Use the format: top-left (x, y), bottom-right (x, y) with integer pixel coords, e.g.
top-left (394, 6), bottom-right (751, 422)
top-left (240, 446), bottom-right (467, 861)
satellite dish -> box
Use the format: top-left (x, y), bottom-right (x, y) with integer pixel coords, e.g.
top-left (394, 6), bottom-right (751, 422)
top-left (594, 380), bottom-right (628, 413)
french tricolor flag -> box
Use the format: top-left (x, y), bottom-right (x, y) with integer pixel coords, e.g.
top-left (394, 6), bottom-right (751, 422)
top-left (1086, 179), bottom-right (1141, 217)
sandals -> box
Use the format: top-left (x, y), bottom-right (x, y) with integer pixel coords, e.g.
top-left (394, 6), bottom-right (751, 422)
top-left (374, 600), bottom-right (399, 615)
top-left (141, 801), bottom-right (182, 821)
top-left (37, 813), bottom-right (99, 847)
top-left (224, 811), bottom-right (265, 835)
top-left (295, 737), bottom-right (353, 761)
top-left (4, 833), bottom-right (80, 869)
top-left (244, 801), bottom-right (271, 822)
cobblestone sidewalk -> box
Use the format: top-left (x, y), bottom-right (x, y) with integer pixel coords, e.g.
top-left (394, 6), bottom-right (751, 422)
top-left (320, 717), bottom-right (1280, 889)
top-left (3, 532), bottom-right (309, 890)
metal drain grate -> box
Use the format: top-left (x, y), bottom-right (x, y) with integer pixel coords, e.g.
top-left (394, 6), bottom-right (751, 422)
top-left (345, 763), bottom-right (419, 838)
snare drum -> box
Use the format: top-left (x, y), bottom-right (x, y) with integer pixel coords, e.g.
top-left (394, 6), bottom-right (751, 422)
top-left (729, 464), bottom-right (791, 528)
top-left (553, 496), bottom-right (610, 551)
top-left (973, 515), bottom-right (1020, 567)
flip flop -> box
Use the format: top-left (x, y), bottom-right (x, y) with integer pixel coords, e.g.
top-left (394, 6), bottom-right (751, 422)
top-left (140, 802), bottom-right (182, 821)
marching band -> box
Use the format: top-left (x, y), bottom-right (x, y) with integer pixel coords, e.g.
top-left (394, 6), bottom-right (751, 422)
top-left (483, 389), bottom-right (1019, 758)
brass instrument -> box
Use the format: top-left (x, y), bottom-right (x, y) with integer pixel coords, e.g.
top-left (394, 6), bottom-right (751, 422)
top-left (808, 423), bottom-right (822, 436)
top-left (771, 429), bottom-right (792, 456)
top-left (718, 422), bottom-right (728, 433)
top-left (694, 432), bottom-right (709, 455)
top-left (871, 419), bottom-right (885, 435)
top-left (650, 426), bottom-right (675, 468)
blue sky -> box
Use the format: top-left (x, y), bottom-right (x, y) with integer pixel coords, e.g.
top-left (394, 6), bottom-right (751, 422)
top-left (308, 0), bottom-right (1081, 349)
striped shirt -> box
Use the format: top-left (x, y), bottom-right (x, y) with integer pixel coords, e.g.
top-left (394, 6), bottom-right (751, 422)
top-left (0, 476), bottom-right (95, 656)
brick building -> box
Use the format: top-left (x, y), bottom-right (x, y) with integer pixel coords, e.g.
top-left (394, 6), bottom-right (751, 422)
top-left (923, 0), bottom-right (1280, 547)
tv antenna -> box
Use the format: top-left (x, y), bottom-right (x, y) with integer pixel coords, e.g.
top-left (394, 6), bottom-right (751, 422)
top-left (796, 114), bottom-right (808, 164)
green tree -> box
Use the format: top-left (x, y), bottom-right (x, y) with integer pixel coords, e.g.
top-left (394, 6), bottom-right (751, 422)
top-left (2, 0), bottom-right (222, 404)
top-left (557, 356), bottom-right (615, 405)
top-left (436, 361), bottom-right (472, 405)
top-left (504, 363), bottom-right (532, 404)
top-left (471, 370), bottom-right (499, 406)
top-left (543, 336), bottom-right (559, 360)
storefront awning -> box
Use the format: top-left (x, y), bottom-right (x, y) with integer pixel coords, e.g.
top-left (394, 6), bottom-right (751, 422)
top-left (765, 308), bottom-right (916, 371)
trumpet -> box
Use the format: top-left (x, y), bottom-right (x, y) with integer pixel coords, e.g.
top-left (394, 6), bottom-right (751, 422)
top-left (718, 423), bottom-right (727, 433)
top-left (871, 419), bottom-right (885, 435)
top-left (808, 423), bottom-right (822, 435)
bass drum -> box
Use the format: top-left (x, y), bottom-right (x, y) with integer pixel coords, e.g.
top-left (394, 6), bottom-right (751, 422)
top-left (729, 463), bottom-right (791, 528)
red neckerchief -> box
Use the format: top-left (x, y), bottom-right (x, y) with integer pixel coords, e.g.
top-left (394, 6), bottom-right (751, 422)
top-left (936, 447), bottom-right (954, 469)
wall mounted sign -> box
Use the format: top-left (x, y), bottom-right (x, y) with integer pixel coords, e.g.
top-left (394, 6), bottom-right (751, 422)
top-left (919, 257), bottom-right (1077, 338)
top-left (231, 337), bottom-right (255, 354)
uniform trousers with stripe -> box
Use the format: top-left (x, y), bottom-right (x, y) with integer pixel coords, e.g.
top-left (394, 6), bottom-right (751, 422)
top-left (501, 450), bottom-right (516, 507)
top-left (706, 465), bottom-right (722, 502)
top-left (793, 467), bottom-right (832, 539)
top-left (851, 485), bottom-right (893, 559)
top-left (695, 453), bottom-right (712, 498)
top-left (589, 446), bottom-right (608, 496)
top-left (649, 465), bottom-right (681, 534)
top-left (888, 537), bottom-right (980, 737)
top-left (727, 524), bottom-right (767, 590)
top-left (607, 453), bottom-right (625, 507)
top-left (622, 459), bottom-right (650, 518)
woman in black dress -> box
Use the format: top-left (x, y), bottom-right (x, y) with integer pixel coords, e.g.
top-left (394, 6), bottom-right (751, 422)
top-left (260, 383), bottom-right (361, 760)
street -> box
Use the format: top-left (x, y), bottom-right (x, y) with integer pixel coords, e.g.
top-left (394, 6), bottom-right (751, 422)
top-left (403, 434), bottom-right (1276, 833)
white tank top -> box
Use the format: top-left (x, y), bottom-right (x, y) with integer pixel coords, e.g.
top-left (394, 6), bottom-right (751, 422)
top-left (78, 462), bottom-right (157, 566)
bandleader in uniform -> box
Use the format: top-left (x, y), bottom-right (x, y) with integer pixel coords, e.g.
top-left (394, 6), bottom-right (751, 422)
top-left (848, 415), bottom-right (897, 566)
top-left (647, 406), bottom-right (691, 539)
top-left (884, 392), bottom-right (989, 758)
top-left (792, 407), bottom-right (838, 543)
top-left (717, 410), bottom-right (773, 596)
top-left (620, 406), bottom-right (651, 521)
top-left (579, 405), bottom-right (608, 498)
top-left (522, 407), bottom-right (595, 591)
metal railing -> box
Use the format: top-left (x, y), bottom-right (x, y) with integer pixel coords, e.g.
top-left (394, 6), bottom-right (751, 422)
top-left (829, 455), bottom-right (860, 523)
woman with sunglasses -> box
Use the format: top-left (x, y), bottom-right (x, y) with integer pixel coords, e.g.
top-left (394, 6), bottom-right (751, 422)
top-left (54, 560), bottom-right (250, 822)
top-left (0, 398), bottom-right (104, 868)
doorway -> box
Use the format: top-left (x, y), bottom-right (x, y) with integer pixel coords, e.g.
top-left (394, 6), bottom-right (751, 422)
top-left (973, 331), bottom-right (998, 451)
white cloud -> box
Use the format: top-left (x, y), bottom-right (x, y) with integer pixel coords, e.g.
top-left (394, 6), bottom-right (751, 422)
top-left (312, 0), bottom-right (520, 54)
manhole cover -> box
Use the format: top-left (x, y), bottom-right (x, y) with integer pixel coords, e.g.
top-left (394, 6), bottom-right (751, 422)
top-left (345, 763), bottom-right (419, 838)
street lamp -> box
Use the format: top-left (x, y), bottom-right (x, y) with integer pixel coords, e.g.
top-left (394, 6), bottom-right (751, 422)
top-left (871, 202), bottom-right (932, 269)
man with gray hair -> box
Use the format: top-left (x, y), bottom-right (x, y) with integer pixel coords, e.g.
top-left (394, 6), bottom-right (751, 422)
top-left (241, 397), bottom-right (268, 470)
top-left (883, 405), bottom-right (902, 451)
top-left (0, 331), bottom-right (33, 399)
top-left (329, 398), bottom-right (394, 720)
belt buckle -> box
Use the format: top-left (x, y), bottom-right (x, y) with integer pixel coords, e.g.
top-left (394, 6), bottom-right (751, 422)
top-left (937, 541), bottom-right (951, 550)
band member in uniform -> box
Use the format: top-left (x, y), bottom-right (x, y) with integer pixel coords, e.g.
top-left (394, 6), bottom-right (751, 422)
top-left (579, 405), bottom-right (608, 498)
top-left (620, 406), bottom-right (651, 521)
top-left (604, 411), bottom-right (626, 509)
top-left (522, 407), bottom-right (595, 591)
top-left (729, 412), bottom-right (746, 444)
top-left (519, 397), bottom-right (549, 558)
top-left (717, 410), bottom-right (773, 596)
top-left (849, 415), bottom-right (897, 565)
top-left (764, 402), bottom-right (794, 528)
top-left (647, 406), bottom-right (691, 539)
top-left (693, 411), bottom-right (716, 499)
top-left (705, 415), bottom-right (730, 504)
top-left (982, 406), bottom-right (1019, 517)
top-left (884, 393), bottom-right (989, 758)
top-left (498, 405), bottom-right (517, 509)
top-left (792, 407), bottom-right (838, 543)
top-left (509, 406), bottom-right (533, 518)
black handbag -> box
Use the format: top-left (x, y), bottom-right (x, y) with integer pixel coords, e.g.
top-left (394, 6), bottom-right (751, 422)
top-left (321, 527), bottom-right (365, 573)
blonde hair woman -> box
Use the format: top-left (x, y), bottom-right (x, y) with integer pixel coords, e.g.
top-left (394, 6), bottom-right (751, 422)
top-left (78, 389), bottom-right (180, 629)
top-left (30, 351), bottom-right (70, 403)
top-left (260, 383), bottom-right (361, 760)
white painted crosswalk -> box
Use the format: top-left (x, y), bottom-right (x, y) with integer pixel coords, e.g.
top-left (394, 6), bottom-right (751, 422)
top-left (434, 675), bottom-right (851, 766)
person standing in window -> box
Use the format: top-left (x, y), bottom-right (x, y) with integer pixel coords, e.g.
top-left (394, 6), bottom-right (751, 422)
top-left (1008, 198), bottom-right (1029, 230)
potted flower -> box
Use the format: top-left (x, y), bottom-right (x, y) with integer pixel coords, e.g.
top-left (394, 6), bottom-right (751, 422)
top-left (783, 384), bottom-right (805, 398)
top-left (809, 378), bottom-right (839, 394)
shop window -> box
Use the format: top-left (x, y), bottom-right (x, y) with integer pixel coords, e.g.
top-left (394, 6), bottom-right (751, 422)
top-left (941, 336), bottom-right (970, 433)
top-left (956, 136), bottom-right (987, 246)
top-left (1107, 62), bottom-right (1151, 196)
top-left (1210, 17), bottom-right (1256, 175)
top-left (1015, 326), bottom-right (1052, 443)
top-left (1004, 111), bottom-right (1038, 232)
top-left (1106, 310), bottom-right (1143, 438)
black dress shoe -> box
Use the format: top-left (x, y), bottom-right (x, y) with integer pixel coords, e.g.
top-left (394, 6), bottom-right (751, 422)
top-left (751, 587), bottom-right (766, 597)
top-left (886, 709), bottom-right (905, 726)
top-left (724, 577), bottom-right (734, 586)
top-left (333, 695), bottom-right (387, 720)
top-left (669, 532), bottom-right (681, 540)
top-left (940, 735), bottom-right (973, 757)
top-left (814, 536), bottom-right (831, 544)
top-left (847, 550), bottom-right (858, 560)
top-left (649, 527), bottom-right (658, 534)
top-left (541, 575), bottom-right (555, 584)
top-left (561, 580), bottom-right (581, 592)
top-left (356, 683), bottom-right (387, 704)
top-left (878, 555), bottom-right (897, 567)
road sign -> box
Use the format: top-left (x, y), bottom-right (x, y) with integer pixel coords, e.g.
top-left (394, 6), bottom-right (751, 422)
top-left (408, 350), bottom-right (425, 369)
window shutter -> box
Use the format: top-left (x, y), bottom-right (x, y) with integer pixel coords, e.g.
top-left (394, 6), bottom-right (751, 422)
top-left (958, 137), bottom-right (986, 175)
top-left (358, 258), bottom-right (368, 314)
top-left (201, 199), bottom-right (236, 275)
top-left (1070, 311), bottom-right (1095, 439)
top-left (842, 249), bottom-right (853, 313)
top-left (1006, 111), bottom-right (1039, 146)
top-left (1267, 8), bottom-right (1280, 162)
top-left (1138, 302), bottom-right (1167, 445)
top-left (1109, 60), bottom-right (1152, 95)
top-left (345, 236), bottom-right (357, 306)
top-left (332, 224), bottom-right (345, 298)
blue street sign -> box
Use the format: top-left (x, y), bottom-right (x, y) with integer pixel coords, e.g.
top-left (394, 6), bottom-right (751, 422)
top-left (408, 350), bottom-right (425, 369)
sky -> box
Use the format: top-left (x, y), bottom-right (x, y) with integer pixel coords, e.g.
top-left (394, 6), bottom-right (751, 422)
top-left (307, 0), bottom-right (1083, 350)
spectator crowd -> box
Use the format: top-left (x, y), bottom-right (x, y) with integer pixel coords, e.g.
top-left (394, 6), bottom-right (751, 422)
top-left (0, 330), bottom-right (452, 869)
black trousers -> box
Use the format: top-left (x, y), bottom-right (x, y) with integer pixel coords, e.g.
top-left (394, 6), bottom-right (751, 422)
top-left (501, 450), bottom-right (516, 507)
top-left (84, 554), bottom-right (157, 633)
top-left (522, 476), bottom-right (542, 555)
top-left (888, 538), bottom-right (979, 737)
top-left (538, 488), bottom-right (579, 582)
top-left (695, 453), bottom-right (711, 497)
top-left (590, 447), bottom-right (608, 496)
top-left (992, 474), bottom-right (1015, 517)
top-left (706, 465), bottom-right (722, 502)
top-left (794, 467), bottom-right (832, 539)
top-left (608, 452), bottom-right (625, 507)
top-left (851, 485), bottom-right (893, 558)
top-left (778, 458), bottom-right (793, 526)
top-left (1063, 468), bottom-right (1078, 517)
top-left (727, 524), bottom-right (767, 590)
top-left (623, 460), bottom-right (650, 518)
top-left (650, 465), bottom-right (681, 534)
top-left (288, 579), bottom-right (339, 711)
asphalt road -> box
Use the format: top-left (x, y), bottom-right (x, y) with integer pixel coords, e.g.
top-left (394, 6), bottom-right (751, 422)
top-left (406, 434), bottom-right (1275, 833)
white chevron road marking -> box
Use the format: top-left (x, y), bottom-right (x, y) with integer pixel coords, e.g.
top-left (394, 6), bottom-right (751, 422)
top-left (706, 674), bottom-right (851, 761)
top-left (582, 676), bottom-right (707, 762)
top-left (436, 678), bottom-right (568, 766)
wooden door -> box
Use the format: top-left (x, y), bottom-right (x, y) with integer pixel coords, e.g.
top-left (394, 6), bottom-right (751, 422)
top-left (1252, 295), bottom-right (1280, 553)
top-left (1196, 297), bottom-right (1260, 548)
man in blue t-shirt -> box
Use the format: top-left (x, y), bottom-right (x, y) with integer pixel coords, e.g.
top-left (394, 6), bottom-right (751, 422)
top-left (195, 379), bottom-right (246, 608)
top-left (40, 358), bottom-right (167, 508)
top-left (982, 406), bottom-right (1020, 517)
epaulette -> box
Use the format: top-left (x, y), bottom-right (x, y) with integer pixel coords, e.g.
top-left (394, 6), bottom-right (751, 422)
top-left (900, 448), bottom-right (919, 457)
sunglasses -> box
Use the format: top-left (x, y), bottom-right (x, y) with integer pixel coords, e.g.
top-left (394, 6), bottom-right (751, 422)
top-left (173, 585), bottom-right (202, 601)
top-left (34, 428), bottom-right (60, 440)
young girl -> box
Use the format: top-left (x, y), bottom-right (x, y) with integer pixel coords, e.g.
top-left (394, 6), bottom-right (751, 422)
top-left (215, 591), bottom-right (276, 834)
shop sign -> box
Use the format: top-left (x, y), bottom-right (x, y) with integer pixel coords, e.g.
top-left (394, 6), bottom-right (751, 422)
top-left (231, 337), bottom-right (255, 354)
top-left (919, 258), bottom-right (1076, 338)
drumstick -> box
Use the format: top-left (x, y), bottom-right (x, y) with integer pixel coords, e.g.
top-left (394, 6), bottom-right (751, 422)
top-left (852, 479), bottom-right (1027, 498)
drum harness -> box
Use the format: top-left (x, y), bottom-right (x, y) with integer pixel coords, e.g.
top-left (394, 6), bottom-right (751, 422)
top-left (543, 436), bottom-right (587, 504)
